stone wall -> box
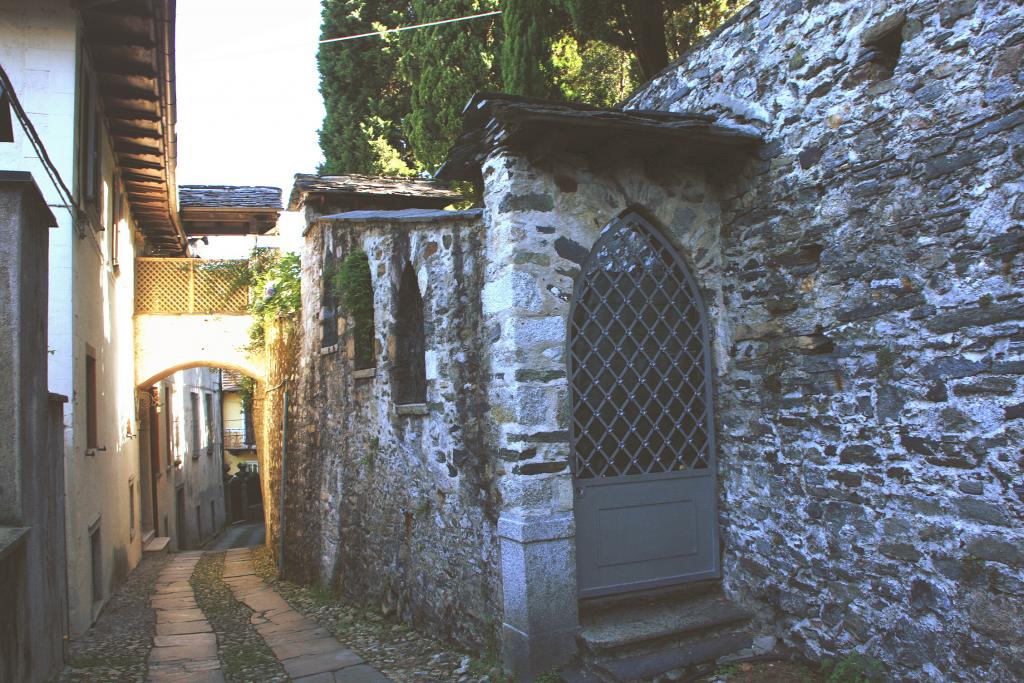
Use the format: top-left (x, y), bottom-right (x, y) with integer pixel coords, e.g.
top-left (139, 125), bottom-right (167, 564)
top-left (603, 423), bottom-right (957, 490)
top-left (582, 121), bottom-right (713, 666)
top-left (281, 210), bottom-right (501, 650)
top-left (621, 0), bottom-right (1024, 679)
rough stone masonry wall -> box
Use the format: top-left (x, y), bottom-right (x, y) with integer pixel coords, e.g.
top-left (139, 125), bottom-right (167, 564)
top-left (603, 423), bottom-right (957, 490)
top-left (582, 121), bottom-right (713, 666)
top-left (284, 212), bottom-right (501, 650)
top-left (625, 0), bottom-right (1024, 680)
top-left (478, 151), bottom-right (725, 523)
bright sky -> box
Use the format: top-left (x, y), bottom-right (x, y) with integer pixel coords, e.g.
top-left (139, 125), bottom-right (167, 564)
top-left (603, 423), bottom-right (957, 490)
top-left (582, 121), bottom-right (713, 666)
top-left (175, 0), bottom-right (326, 256)
top-left (175, 0), bottom-right (325, 191)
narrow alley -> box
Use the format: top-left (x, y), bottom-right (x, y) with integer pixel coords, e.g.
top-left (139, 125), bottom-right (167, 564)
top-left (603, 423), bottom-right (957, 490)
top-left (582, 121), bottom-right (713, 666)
top-left (58, 531), bottom-right (502, 683)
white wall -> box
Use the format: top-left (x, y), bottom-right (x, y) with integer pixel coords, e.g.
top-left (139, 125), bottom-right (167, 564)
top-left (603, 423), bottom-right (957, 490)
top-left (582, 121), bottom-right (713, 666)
top-left (148, 367), bottom-right (227, 550)
top-left (0, 0), bottom-right (145, 636)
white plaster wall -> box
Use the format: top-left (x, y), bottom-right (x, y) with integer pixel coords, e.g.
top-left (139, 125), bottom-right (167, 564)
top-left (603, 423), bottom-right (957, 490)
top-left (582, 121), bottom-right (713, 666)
top-left (134, 314), bottom-right (264, 386)
top-left (0, 0), bottom-right (146, 636)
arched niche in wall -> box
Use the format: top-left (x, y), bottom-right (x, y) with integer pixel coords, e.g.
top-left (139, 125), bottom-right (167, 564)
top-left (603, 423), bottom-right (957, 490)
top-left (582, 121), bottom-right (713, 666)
top-left (321, 238), bottom-right (339, 348)
top-left (393, 262), bottom-right (426, 404)
top-left (336, 249), bottom-right (375, 370)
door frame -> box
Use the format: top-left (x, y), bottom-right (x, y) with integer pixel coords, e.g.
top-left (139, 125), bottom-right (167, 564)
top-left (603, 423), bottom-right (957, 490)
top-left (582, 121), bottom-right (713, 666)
top-left (568, 209), bottom-right (720, 599)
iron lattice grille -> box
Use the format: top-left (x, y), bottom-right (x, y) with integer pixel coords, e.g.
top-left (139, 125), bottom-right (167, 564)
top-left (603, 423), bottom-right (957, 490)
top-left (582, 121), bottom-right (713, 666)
top-left (569, 214), bottom-right (711, 479)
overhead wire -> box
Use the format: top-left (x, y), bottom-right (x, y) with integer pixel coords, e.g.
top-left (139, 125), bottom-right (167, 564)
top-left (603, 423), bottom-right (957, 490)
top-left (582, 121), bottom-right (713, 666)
top-left (319, 9), bottom-right (501, 44)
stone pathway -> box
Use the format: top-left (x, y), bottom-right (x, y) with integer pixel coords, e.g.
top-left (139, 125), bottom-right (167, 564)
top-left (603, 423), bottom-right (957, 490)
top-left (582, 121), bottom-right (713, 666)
top-left (147, 551), bottom-right (223, 682)
top-left (221, 547), bottom-right (392, 683)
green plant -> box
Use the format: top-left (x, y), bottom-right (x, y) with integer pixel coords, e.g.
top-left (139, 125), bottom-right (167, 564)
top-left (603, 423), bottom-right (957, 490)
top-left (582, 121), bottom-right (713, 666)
top-left (361, 436), bottom-right (380, 472)
top-left (822, 652), bottom-right (886, 683)
top-left (331, 249), bottom-right (375, 368)
top-left (219, 247), bottom-right (301, 352)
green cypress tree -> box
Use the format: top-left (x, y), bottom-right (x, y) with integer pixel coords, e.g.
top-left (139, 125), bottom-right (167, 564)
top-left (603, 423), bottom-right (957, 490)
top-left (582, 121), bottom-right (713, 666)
top-left (318, 0), bottom-right (413, 175)
top-left (499, 0), bottom-right (561, 98)
top-left (558, 1), bottom-right (745, 81)
top-left (399, 0), bottom-right (501, 171)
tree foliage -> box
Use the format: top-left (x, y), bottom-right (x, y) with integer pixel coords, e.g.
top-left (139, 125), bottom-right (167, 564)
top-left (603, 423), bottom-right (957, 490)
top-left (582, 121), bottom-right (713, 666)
top-left (318, 0), bottom-right (412, 174)
top-left (400, 0), bottom-right (500, 170)
top-left (317, 0), bottom-right (746, 173)
top-left (558, 0), bottom-right (746, 80)
top-left (500, 0), bottom-right (560, 98)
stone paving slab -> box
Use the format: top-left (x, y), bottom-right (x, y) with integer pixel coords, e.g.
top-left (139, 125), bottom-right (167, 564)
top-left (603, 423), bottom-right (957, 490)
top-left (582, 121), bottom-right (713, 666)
top-left (333, 664), bottom-right (393, 683)
top-left (153, 632), bottom-right (217, 648)
top-left (156, 620), bottom-right (214, 636)
top-left (282, 649), bottom-right (365, 679)
top-left (147, 555), bottom-right (223, 683)
top-left (223, 549), bottom-right (393, 683)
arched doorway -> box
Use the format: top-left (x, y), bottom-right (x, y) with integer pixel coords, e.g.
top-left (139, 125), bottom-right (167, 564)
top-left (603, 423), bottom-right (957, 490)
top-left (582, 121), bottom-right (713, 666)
top-left (569, 210), bottom-right (718, 597)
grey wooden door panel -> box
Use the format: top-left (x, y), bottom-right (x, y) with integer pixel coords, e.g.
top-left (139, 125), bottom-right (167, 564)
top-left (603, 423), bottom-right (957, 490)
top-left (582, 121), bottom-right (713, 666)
top-left (570, 211), bottom-right (718, 597)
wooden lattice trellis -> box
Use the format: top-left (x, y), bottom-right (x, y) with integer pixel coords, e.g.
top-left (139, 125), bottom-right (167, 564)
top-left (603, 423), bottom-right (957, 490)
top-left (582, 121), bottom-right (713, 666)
top-left (135, 258), bottom-right (248, 315)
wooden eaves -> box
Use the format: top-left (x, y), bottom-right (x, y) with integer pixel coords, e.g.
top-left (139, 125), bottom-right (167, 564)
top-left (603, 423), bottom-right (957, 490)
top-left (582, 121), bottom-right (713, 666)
top-left (435, 92), bottom-right (763, 183)
top-left (80, 0), bottom-right (186, 255)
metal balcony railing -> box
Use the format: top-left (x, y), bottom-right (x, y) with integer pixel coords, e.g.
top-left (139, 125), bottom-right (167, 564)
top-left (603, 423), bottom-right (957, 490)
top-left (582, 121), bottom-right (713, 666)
top-left (223, 418), bottom-right (254, 450)
top-left (135, 258), bottom-right (249, 315)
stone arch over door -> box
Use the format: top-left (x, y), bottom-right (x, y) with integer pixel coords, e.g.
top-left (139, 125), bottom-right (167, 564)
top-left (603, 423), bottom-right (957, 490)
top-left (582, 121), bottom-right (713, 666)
top-left (569, 208), bottom-right (718, 597)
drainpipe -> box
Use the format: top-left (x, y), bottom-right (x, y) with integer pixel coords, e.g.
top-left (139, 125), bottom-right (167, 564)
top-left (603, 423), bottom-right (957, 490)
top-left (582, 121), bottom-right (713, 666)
top-left (277, 390), bottom-right (288, 575)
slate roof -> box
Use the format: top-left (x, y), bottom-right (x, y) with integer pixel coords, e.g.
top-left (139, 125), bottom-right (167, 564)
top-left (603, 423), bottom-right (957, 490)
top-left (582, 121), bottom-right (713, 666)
top-left (436, 92), bottom-right (763, 182)
top-left (288, 174), bottom-right (460, 211)
top-left (179, 185), bottom-right (283, 210)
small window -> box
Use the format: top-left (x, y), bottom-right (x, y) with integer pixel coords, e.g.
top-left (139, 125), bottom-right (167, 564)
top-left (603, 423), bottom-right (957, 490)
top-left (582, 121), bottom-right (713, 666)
top-left (163, 385), bottom-right (174, 467)
top-left (128, 480), bottom-right (136, 540)
top-left (204, 392), bottom-right (214, 456)
top-left (335, 249), bottom-right (375, 370)
top-left (78, 57), bottom-right (101, 210)
top-left (90, 524), bottom-right (102, 604)
top-left (393, 263), bottom-right (426, 405)
top-left (321, 247), bottom-right (339, 348)
top-left (856, 12), bottom-right (906, 80)
top-left (190, 392), bottom-right (201, 459)
top-left (111, 179), bottom-right (122, 270)
top-left (85, 349), bottom-right (98, 450)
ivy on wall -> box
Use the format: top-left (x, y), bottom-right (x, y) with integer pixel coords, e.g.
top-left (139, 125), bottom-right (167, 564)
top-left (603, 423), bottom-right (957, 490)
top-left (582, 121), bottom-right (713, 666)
top-left (331, 248), bottom-right (375, 369)
top-left (204, 248), bottom-right (302, 350)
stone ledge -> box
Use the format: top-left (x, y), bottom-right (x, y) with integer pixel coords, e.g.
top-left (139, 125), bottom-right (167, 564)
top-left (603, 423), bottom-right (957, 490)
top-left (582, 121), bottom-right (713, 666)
top-left (352, 367), bottom-right (376, 380)
top-left (395, 403), bottom-right (428, 416)
top-left (319, 344), bottom-right (339, 356)
top-left (498, 512), bottom-right (574, 543)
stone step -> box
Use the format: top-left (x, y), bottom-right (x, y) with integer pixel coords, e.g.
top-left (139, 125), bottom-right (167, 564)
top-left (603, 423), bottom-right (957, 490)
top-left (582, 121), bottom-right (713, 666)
top-left (596, 630), bottom-right (753, 682)
top-left (578, 592), bottom-right (753, 656)
top-left (145, 536), bottom-right (171, 555)
top-left (143, 529), bottom-right (156, 546)
top-left (579, 581), bottom-right (723, 623)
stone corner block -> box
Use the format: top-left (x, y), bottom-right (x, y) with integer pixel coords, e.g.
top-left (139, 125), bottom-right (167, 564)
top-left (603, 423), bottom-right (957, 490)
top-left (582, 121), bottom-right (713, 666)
top-left (498, 510), bottom-right (580, 682)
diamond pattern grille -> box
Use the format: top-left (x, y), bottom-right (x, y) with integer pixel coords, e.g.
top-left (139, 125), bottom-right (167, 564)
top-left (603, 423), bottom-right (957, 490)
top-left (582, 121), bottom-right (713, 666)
top-left (570, 215), bottom-right (711, 479)
top-left (136, 258), bottom-right (248, 315)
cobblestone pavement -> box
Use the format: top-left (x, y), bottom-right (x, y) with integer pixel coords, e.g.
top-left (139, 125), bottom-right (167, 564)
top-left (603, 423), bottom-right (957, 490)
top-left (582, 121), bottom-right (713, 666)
top-left (148, 551), bottom-right (223, 682)
top-left (223, 548), bottom-right (393, 682)
top-left (55, 544), bottom-right (505, 683)
top-left (251, 547), bottom-right (508, 683)
top-left (191, 550), bottom-right (288, 682)
top-left (57, 552), bottom-right (169, 682)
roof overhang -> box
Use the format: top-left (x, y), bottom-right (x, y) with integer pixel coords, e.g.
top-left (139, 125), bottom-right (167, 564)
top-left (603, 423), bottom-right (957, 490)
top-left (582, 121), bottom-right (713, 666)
top-left (436, 92), bottom-right (763, 183)
top-left (180, 206), bottom-right (282, 236)
top-left (79, 0), bottom-right (185, 255)
top-left (288, 173), bottom-right (460, 213)
top-left (179, 185), bottom-right (283, 236)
